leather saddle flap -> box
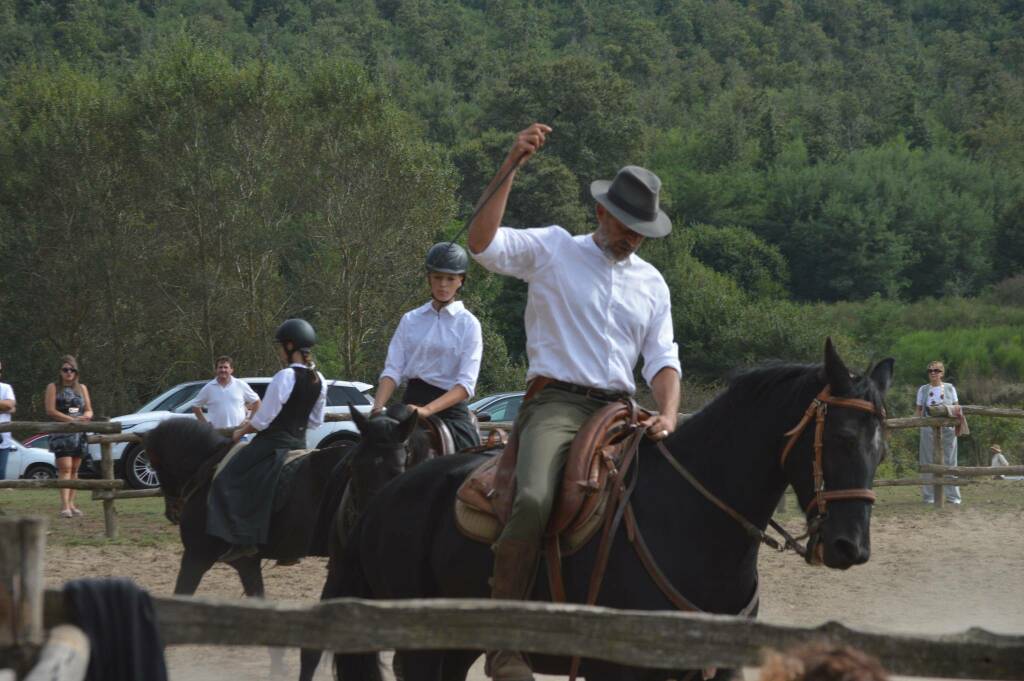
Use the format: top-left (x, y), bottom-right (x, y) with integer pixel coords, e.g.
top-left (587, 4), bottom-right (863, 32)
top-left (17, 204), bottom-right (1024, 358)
top-left (456, 401), bottom-right (647, 537)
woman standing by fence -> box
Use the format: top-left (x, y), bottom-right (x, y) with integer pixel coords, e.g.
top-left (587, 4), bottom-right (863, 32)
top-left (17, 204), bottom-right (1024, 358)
top-left (44, 355), bottom-right (93, 518)
top-left (915, 360), bottom-right (960, 505)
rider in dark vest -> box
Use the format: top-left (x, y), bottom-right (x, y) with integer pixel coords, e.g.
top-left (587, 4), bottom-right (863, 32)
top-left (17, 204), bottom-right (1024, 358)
top-left (371, 242), bottom-right (483, 452)
top-left (468, 124), bottom-right (682, 681)
top-left (208, 319), bottom-right (327, 563)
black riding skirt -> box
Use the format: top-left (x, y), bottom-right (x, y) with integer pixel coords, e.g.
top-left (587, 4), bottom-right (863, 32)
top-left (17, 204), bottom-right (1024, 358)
top-left (403, 378), bottom-right (481, 452)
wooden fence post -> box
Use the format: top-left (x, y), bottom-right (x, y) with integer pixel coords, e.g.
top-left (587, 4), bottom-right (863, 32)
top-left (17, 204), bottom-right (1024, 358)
top-left (0, 517), bottom-right (45, 672)
top-left (932, 426), bottom-right (944, 507)
top-left (99, 442), bottom-right (117, 539)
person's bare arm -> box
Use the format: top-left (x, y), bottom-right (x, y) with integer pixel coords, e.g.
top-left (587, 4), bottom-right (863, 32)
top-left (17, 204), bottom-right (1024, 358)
top-left (0, 397), bottom-right (14, 414)
top-left (410, 385), bottom-right (470, 419)
top-left (192, 406), bottom-right (208, 423)
top-left (246, 399), bottom-right (261, 420)
top-left (915, 405), bottom-right (923, 417)
top-left (372, 377), bottom-right (398, 415)
top-left (79, 385), bottom-right (93, 420)
top-left (467, 123), bottom-right (552, 254)
top-left (643, 368), bottom-right (681, 440)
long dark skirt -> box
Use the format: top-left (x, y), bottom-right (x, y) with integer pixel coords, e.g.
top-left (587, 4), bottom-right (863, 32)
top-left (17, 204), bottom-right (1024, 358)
top-left (206, 429), bottom-right (302, 545)
top-left (403, 378), bottom-right (481, 452)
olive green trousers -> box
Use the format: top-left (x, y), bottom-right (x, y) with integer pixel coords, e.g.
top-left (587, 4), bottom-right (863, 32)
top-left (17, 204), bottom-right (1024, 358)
top-left (496, 386), bottom-right (608, 545)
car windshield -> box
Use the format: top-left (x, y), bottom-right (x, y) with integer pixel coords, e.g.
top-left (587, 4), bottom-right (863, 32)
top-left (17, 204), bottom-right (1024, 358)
top-left (138, 384), bottom-right (204, 413)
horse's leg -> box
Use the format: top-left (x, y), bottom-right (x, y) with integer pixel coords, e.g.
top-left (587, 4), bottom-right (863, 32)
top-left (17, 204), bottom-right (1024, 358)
top-left (234, 557), bottom-right (286, 679)
top-left (173, 549), bottom-right (215, 595)
top-left (393, 651), bottom-right (442, 681)
top-left (439, 651), bottom-right (478, 681)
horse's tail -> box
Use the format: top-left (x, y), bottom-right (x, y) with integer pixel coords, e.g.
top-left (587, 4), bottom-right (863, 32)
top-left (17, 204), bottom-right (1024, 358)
top-left (327, 519), bottom-right (383, 681)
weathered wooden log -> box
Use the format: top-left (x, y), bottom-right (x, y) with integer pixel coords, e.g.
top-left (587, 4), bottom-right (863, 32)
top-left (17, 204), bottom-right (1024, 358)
top-left (0, 518), bottom-right (45, 673)
top-left (99, 442), bottom-right (117, 539)
top-left (0, 480), bottom-right (123, 490)
top-left (39, 593), bottom-right (1024, 679)
top-left (90, 488), bottom-right (162, 501)
top-left (0, 422), bottom-right (121, 435)
top-left (959, 405), bottom-right (1024, 418)
top-left (873, 477), bottom-right (973, 487)
top-left (920, 464), bottom-right (1024, 477)
top-left (22, 625), bottom-right (89, 681)
top-left (86, 433), bottom-right (141, 445)
top-left (883, 415), bottom-right (958, 430)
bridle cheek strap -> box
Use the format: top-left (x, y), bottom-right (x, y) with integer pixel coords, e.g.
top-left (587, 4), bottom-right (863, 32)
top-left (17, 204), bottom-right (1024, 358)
top-left (779, 386), bottom-right (881, 517)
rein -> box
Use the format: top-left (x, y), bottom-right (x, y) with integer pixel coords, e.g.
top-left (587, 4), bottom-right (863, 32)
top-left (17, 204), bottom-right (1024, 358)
top-left (564, 382), bottom-right (882, 678)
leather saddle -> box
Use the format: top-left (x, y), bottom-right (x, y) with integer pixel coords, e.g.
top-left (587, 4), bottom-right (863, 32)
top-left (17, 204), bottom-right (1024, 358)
top-left (455, 401), bottom-right (648, 552)
top-left (421, 415), bottom-right (457, 457)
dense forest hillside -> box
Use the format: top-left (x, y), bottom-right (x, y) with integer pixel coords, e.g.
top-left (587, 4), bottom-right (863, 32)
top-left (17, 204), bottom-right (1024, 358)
top-left (1, 0), bottom-right (1023, 460)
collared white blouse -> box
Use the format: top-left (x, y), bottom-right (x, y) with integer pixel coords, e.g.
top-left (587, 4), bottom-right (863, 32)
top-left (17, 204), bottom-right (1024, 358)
top-left (249, 364), bottom-right (327, 431)
top-left (473, 225), bottom-right (680, 394)
top-left (380, 300), bottom-right (483, 398)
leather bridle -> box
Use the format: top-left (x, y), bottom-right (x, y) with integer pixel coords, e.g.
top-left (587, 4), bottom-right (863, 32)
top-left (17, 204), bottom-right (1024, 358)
top-left (780, 385), bottom-right (882, 519)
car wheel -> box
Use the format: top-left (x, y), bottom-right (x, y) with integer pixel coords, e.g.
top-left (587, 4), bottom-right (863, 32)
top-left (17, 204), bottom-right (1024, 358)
top-left (124, 444), bottom-right (161, 489)
top-left (24, 464), bottom-right (57, 480)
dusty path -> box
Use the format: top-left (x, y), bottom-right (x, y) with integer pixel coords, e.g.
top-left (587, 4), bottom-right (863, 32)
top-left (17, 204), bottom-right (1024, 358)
top-left (38, 499), bottom-right (1024, 681)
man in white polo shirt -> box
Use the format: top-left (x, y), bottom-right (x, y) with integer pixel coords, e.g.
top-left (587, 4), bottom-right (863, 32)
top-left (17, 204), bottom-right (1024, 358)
top-left (0, 358), bottom-right (16, 480)
top-left (468, 122), bottom-right (681, 681)
top-left (192, 356), bottom-right (261, 430)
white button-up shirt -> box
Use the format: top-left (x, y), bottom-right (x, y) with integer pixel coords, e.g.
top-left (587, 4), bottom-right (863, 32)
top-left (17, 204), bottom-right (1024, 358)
top-left (0, 382), bottom-right (14, 448)
top-left (380, 300), bottom-right (483, 398)
top-left (473, 226), bottom-right (680, 394)
top-left (250, 364), bottom-right (327, 431)
top-left (193, 377), bottom-right (260, 429)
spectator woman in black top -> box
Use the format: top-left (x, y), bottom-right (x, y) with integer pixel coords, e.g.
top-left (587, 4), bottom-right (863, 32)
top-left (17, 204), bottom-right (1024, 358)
top-left (45, 355), bottom-right (93, 518)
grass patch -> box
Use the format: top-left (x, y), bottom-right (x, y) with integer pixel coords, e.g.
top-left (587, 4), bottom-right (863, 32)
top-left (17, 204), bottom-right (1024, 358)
top-left (0, 489), bottom-right (179, 547)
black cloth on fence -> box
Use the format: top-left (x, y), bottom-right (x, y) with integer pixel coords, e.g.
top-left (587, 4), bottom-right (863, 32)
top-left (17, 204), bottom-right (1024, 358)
top-left (63, 577), bottom-right (168, 681)
top-left (403, 378), bottom-right (481, 452)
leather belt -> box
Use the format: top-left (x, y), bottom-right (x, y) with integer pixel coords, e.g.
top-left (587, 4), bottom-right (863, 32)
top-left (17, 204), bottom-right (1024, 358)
top-left (527, 376), bottom-right (629, 402)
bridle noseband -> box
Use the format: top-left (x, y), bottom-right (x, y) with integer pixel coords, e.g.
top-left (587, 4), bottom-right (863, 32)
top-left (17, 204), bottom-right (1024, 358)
top-left (780, 385), bottom-right (882, 518)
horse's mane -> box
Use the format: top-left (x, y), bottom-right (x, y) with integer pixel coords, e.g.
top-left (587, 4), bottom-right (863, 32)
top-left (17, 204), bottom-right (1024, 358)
top-left (676, 361), bottom-right (886, 453)
top-left (146, 418), bottom-right (232, 480)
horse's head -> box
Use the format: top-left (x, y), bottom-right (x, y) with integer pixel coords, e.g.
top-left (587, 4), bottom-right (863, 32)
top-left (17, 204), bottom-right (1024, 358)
top-left (145, 418), bottom-right (230, 524)
top-left (347, 404), bottom-right (422, 508)
top-left (784, 339), bottom-right (894, 569)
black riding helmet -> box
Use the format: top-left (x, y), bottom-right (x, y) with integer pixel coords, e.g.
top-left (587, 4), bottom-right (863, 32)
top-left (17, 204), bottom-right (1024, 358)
top-left (274, 318), bottom-right (316, 351)
top-left (425, 242), bottom-right (469, 275)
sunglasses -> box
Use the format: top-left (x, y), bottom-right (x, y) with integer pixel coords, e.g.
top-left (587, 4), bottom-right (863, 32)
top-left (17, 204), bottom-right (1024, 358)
top-left (61, 367), bottom-right (78, 374)
top-left (928, 369), bottom-right (943, 374)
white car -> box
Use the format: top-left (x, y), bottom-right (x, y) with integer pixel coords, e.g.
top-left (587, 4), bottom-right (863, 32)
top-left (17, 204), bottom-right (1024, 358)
top-left (4, 441), bottom-right (57, 480)
top-left (83, 378), bottom-right (372, 489)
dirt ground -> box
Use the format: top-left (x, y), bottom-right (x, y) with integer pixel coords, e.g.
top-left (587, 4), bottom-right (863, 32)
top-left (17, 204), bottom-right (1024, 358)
top-left (19, 485), bottom-right (1024, 681)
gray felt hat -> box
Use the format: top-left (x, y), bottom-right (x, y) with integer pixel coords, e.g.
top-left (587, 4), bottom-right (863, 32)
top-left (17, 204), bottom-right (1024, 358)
top-left (590, 165), bottom-right (672, 238)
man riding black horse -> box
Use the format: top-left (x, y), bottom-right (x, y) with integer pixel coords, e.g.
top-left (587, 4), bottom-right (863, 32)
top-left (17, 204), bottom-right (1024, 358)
top-left (468, 122), bottom-right (682, 681)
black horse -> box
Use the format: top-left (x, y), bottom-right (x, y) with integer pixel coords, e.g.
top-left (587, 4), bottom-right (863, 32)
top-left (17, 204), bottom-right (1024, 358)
top-left (298, 404), bottom-right (432, 681)
top-left (144, 418), bottom-right (353, 595)
top-left (323, 341), bottom-right (893, 681)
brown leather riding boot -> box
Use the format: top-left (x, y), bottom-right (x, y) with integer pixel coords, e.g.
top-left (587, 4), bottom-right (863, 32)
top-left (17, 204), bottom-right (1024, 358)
top-left (485, 538), bottom-right (540, 681)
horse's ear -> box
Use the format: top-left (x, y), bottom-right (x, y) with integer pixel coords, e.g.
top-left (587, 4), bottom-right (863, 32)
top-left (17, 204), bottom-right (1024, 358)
top-left (869, 358), bottom-right (896, 397)
top-left (349, 402), bottom-right (371, 435)
top-left (823, 337), bottom-right (853, 394)
top-left (396, 407), bottom-right (419, 441)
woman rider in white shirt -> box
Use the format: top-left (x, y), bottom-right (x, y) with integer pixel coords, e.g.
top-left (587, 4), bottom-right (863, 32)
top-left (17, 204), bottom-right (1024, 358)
top-left (371, 243), bottom-right (484, 452)
top-left (209, 318), bottom-right (328, 562)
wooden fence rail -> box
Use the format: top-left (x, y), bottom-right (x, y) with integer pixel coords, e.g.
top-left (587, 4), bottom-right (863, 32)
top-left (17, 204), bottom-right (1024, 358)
top-left (36, 591), bottom-right (1024, 679)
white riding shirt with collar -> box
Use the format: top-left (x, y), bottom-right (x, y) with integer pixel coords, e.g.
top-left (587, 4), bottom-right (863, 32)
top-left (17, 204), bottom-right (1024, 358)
top-left (380, 300), bottom-right (483, 397)
top-left (249, 364), bottom-right (327, 431)
top-left (472, 225), bottom-right (680, 394)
